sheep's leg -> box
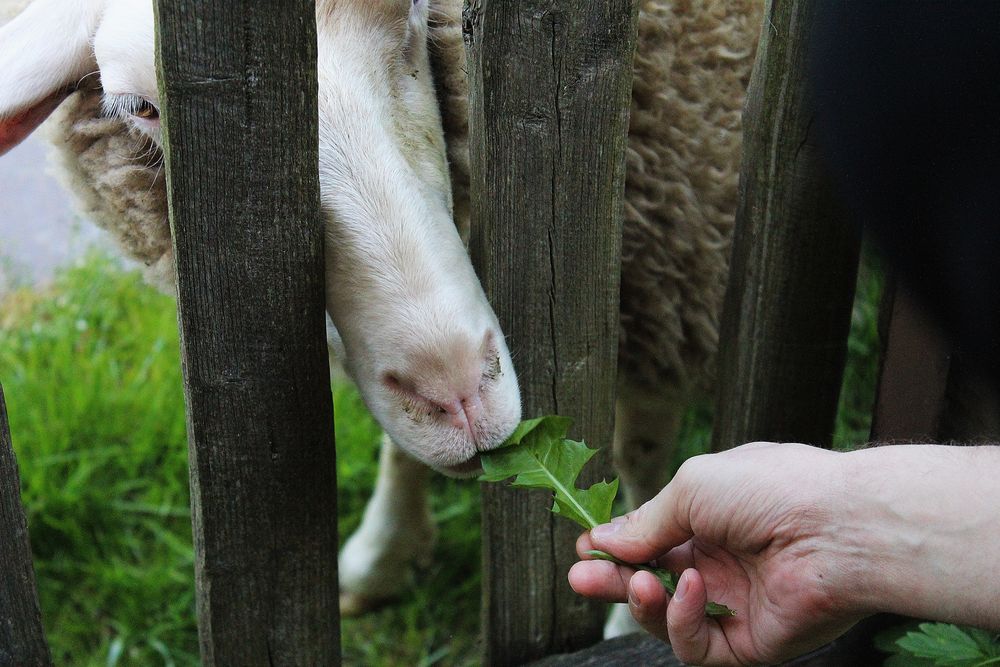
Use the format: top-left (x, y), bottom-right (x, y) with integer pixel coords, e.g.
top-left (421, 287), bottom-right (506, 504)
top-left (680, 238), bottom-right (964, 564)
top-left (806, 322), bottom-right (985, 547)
top-left (612, 391), bottom-right (685, 508)
top-left (339, 434), bottom-right (436, 616)
top-left (605, 390), bottom-right (686, 638)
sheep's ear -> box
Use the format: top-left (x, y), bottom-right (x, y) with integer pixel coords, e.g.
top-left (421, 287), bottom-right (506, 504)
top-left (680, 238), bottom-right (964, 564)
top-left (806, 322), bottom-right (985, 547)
top-left (0, 0), bottom-right (106, 156)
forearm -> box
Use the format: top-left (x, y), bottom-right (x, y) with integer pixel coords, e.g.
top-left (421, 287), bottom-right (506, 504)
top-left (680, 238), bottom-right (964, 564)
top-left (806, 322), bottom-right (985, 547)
top-left (842, 444), bottom-right (1000, 629)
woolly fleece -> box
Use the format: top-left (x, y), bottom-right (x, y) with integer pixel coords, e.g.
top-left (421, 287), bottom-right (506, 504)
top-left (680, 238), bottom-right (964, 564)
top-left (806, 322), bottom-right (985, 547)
top-left (10, 0), bottom-right (763, 397)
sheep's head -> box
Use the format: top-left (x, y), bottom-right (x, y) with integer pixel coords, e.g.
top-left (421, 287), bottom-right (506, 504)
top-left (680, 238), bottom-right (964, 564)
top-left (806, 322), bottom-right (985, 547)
top-left (0, 0), bottom-right (522, 476)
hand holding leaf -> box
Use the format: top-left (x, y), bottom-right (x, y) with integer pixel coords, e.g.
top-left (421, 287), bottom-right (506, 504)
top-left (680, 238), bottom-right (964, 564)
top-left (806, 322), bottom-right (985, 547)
top-left (480, 415), bottom-right (735, 618)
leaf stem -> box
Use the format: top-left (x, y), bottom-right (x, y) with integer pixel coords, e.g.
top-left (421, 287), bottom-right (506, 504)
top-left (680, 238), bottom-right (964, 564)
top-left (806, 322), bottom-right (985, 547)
top-left (586, 550), bottom-right (736, 618)
top-left (531, 454), bottom-right (599, 529)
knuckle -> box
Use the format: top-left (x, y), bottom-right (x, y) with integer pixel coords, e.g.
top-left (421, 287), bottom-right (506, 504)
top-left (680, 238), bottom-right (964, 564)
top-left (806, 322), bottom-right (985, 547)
top-left (675, 453), bottom-right (709, 482)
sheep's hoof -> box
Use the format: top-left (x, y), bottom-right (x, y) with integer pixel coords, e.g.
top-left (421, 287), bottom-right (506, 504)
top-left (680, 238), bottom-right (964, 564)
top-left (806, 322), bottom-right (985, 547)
top-left (339, 590), bottom-right (394, 617)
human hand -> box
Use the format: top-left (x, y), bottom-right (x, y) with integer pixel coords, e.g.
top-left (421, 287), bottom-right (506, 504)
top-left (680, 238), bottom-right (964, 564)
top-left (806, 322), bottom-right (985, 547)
top-left (569, 442), bottom-right (871, 666)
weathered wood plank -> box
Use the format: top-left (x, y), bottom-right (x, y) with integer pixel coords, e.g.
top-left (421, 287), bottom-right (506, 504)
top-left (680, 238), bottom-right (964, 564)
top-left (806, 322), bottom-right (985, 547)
top-left (869, 280), bottom-right (951, 442)
top-left (529, 633), bottom-right (682, 666)
top-left (466, 1), bottom-right (638, 662)
top-left (153, 3), bottom-right (339, 664)
top-left (528, 626), bottom-right (881, 667)
top-left (939, 350), bottom-right (1000, 442)
top-left (529, 617), bottom-right (894, 666)
top-left (711, 0), bottom-right (862, 451)
top-left (0, 384), bottom-right (51, 667)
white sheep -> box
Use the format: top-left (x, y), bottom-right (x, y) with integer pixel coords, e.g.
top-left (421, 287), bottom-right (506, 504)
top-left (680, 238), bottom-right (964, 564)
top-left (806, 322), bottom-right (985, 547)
top-left (0, 0), bottom-right (762, 637)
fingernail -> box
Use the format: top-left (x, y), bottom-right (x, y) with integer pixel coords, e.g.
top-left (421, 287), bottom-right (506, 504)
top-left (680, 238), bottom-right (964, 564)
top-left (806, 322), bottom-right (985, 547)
top-left (628, 579), bottom-right (642, 609)
top-left (674, 570), bottom-right (690, 602)
top-left (591, 515), bottom-right (627, 539)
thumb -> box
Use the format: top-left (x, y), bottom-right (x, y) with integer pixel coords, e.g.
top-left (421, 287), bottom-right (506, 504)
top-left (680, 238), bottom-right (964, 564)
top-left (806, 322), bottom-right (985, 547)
top-left (589, 481), bottom-right (693, 564)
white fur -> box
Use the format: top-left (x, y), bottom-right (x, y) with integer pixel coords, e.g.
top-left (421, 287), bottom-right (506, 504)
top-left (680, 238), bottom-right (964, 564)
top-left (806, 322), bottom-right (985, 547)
top-left (338, 435), bottom-right (436, 612)
top-left (0, 0), bottom-right (521, 472)
top-left (0, 0), bottom-right (763, 631)
top-left (0, 0), bottom-right (102, 117)
top-left (0, 0), bottom-right (521, 616)
top-left (314, 5), bottom-right (519, 471)
top-left (94, 0), bottom-right (159, 141)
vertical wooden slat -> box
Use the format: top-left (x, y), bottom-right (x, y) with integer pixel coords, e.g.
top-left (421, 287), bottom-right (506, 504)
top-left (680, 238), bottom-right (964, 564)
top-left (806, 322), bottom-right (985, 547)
top-left (869, 279), bottom-right (951, 442)
top-left (0, 384), bottom-right (51, 667)
top-left (154, 3), bottom-right (339, 665)
top-left (466, 1), bottom-right (638, 662)
top-left (939, 351), bottom-right (1000, 442)
top-left (711, 0), bottom-right (861, 452)
top-left (869, 275), bottom-right (1000, 444)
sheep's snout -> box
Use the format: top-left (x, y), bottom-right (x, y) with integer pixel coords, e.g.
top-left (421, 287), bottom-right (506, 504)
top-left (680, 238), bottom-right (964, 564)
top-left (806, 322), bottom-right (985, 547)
top-left (373, 327), bottom-right (521, 475)
top-left (382, 329), bottom-right (499, 439)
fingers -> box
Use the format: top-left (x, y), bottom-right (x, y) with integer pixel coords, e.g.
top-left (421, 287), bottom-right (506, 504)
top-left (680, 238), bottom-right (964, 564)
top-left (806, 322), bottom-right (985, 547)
top-left (575, 530), bottom-right (595, 558)
top-left (572, 552), bottom-right (743, 667)
top-left (625, 568), bottom-right (739, 667)
top-left (656, 540), bottom-right (696, 575)
top-left (626, 569), bottom-right (714, 657)
top-left (666, 569), bottom-right (712, 663)
top-left (666, 568), bottom-right (741, 667)
top-left (589, 479), bottom-right (694, 564)
top-left (569, 531), bottom-right (632, 602)
top-left (567, 559), bottom-right (634, 602)
top-left (626, 570), bottom-right (670, 642)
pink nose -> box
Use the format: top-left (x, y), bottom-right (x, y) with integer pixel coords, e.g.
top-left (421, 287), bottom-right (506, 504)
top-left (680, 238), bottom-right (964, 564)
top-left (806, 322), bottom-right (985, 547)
top-left (381, 329), bottom-right (501, 446)
top-left (382, 370), bottom-right (490, 446)
top-left (432, 394), bottom-right (484, 443)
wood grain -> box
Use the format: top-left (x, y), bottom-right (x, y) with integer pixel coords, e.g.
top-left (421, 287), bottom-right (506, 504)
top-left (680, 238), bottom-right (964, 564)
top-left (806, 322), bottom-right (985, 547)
top-left (466, 1), bottom-right (638, 662)
top-left (154, 2), bottom-right (340, 664)
top-left (711, 0), bottom-right (862, 452)
top-left (529, 633), bottom-right (681, 666)
top-left (0, 384), bottom-right (51, 667)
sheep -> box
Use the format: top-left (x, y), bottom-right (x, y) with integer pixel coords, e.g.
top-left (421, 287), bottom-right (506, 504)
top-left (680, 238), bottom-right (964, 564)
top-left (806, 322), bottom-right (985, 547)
top-left (0, 0), bottom-right (762, 637)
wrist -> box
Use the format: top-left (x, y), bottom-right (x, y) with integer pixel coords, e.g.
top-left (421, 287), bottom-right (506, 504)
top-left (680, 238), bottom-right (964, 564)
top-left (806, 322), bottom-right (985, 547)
top-left (810, 448), bottom-right (896, 617)
top-left (837, 444), bottom-right (1000, 628)
top-left (833, 446), bottom-right (920, 616)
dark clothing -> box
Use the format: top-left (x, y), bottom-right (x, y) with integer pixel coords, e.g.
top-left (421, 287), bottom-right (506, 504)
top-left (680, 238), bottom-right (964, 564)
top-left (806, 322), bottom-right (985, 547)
top-left (811, 1), bottom-right (1000, 385)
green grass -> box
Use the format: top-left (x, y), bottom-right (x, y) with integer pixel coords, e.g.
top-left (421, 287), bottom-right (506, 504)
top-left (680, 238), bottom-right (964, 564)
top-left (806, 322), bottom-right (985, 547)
top-left (0, 249), bottom-right (883, 665)
top-left (1, 253), bottom-right (195, 665)
top-left (0, 252), bottom-right (482, 666)
top-left (833, 250), bottom-right (885, 449)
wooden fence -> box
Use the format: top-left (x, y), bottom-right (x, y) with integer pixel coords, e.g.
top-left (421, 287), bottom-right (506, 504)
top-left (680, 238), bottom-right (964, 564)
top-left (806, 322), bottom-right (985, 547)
top-left (466, 1), bottom-right (637, 661)
top-left (0, 384), bottom-right (50, 667)
top-left (155, 1), bottom-right (338, 664)
top-left (2, 0), bottom-right (998, 665)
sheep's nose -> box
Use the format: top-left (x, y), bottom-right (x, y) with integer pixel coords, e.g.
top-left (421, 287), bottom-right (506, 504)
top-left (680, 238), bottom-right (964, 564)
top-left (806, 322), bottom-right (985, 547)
top-left (383, 374), bottom-right (488, 445)
top-left (432, 394), bottom-right (484, 442)
top-left (381, 330), bottom-right (500, 445)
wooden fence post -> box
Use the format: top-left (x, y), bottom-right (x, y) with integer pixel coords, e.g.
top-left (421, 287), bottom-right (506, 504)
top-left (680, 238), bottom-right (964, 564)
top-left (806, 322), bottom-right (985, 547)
top-left (466, 1), bottom-right (638, 662)
top-left (154, 3), bottom-right (340, 665)
top-left (870, 280), bottom-right (952, 442)
top-left (711, 0), bottom-right (862, 452)
top-left (0, 384), bottom-right (51, 667)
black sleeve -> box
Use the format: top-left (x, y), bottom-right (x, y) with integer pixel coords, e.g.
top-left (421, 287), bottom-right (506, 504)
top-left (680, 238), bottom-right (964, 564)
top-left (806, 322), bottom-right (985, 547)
top-left (810, 0), bottom-right (1000, 386)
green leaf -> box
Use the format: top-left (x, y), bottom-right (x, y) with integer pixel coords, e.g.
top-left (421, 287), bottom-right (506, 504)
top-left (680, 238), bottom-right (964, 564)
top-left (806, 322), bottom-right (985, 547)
top-left (968, 628), bottom-right (1000, 658)
top-left (876, 625), bottom-right (912, 655)
top-left (876, 622), bottom-right (1000, 667)
top-left (876, 622), bottom-right (929, 656)
top-left (480, 416), bottom-right (615, 529)
top-left (481, 415), bottom-right (736, 619)
top-left (883, 654), bottom-right (938, 667)
top-left (896, 623), bottom-right (989, 666)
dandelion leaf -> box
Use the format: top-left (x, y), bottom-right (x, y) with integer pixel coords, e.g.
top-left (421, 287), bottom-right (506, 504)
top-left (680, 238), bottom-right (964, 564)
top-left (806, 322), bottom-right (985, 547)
top-left (479, 415), bottom-right (616, 529)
